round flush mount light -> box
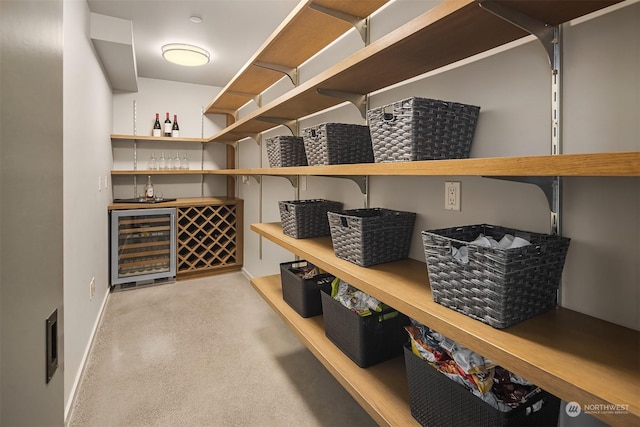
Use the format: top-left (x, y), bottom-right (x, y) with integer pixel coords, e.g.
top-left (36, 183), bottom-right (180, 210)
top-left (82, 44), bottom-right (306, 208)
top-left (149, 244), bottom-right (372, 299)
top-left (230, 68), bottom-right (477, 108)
top-left (161, 43), bottom-right (210, 66)
top-left (189, 16), bottom-right (203, 24)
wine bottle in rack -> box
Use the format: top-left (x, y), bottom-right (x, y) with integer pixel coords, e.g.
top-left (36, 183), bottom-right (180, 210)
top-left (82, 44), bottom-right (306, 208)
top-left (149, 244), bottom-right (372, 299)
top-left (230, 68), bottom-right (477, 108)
top-left (172, 114), bottom-right (180, 137)
top-left (152, 113), bottom-right (162, 137)
top-left (164, 112), bottom-right (172, 137)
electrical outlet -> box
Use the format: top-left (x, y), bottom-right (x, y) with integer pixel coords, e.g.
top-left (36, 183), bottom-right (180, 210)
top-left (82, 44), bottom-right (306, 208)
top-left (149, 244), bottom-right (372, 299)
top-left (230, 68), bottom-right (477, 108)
top-left (98, 176), bottom-right (102, 191)
top-left (89, 277), bottom-right (95, 300)
top-left (104, 175), bottom-right (108, 189)
top-left (445, 181), bottom-right (461, 211)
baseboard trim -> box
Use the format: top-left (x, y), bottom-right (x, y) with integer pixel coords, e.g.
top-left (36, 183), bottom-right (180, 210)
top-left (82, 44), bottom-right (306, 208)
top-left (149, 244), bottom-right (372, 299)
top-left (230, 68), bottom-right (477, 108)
top-left (64, 289), bottom-right (110, 424)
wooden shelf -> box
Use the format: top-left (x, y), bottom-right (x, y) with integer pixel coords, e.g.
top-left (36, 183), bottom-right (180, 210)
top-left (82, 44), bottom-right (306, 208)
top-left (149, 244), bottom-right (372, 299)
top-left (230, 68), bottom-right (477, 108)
top-left (204, 0), bottom-right (390, 115)
top-left (204, 152), bottom-right (640, 177)
top-left (108, 196), bottom-right (242, 211)
top-left (111, 134), bottom-right (207, 143)
top-left (110, 170), bottom-right (208, 176)
top-left (250, 274), bottom-right (418, 427)
top-left (207, 0), bottom-right (621, 142)
top-left (251, 222), bottom-right (640, 427)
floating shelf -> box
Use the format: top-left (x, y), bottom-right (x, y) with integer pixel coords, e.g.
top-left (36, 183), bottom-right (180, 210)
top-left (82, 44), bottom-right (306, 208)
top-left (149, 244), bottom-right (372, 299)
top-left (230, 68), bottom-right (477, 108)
top-left (111, 134), bottom-right (207, 143)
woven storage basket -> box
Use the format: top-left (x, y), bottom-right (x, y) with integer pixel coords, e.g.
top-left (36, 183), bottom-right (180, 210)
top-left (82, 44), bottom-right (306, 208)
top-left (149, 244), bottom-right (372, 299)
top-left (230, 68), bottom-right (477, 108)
top-left (321, 289), bottom-right (408, 368)
top-left (421, 224), bottom-right (571, 329)
top-left (367, 97), bottom-right (480, 163)
top-left (266, 135), bottom-right (307, 167)
top-left (328, 208), bottom-right (416, 267)
top-left (280, 260), bottom-right (334, 318)
top-left (302, 123), bottom-right (374, 165)
top-left (404, 345), bottom-right (561, 427)
top-left (279, 199), bottom-right (343, 239)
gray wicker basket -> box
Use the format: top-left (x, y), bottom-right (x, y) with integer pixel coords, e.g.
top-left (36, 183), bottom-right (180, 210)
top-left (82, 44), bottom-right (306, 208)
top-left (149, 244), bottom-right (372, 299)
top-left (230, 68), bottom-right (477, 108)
top-left (302, 123), bottom-right (374, 165)
top-left (367, 97), bottom-right (480, 163)
top-left (266, 135), bottom-right (307, 167)
top-left (328, 208), bottom-right (416, 266)
top-left (279, 199), bottom-right (343, 239)
top-left (421, 224), bottom-right (571, 328)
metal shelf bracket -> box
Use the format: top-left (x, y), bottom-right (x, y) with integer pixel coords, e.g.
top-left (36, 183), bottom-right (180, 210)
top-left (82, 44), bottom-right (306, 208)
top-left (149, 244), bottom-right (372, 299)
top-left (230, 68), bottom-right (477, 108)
top-left (255, 117), bottom-right (299, 136)
top-left (317, 89), bottom-right (368, 118)
top-left (254, 61), bottom-right (299, 86)
top-left (308, 3), bottom-right (370, 45)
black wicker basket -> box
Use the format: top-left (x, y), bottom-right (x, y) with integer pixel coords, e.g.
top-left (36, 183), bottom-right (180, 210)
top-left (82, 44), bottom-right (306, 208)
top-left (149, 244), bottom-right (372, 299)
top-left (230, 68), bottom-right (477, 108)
top-left (266, 135), bottom-right (308, 167)
top-left (328, 208), bottom-right (416, 267)
top-left (302, 123), bottom-right (374, 165)
top-left (321, 289), bottom-right (408, 368)
top-left (404, 345), bottom-right (561, 427)
top-left (421, 224), bottom-right (571, 329)
top-left (279, 199), bottom-right (343, 239)
top-left (367, 97), bottom-right (480, 163)
top-left (280, 261), bottom-right (334, 318)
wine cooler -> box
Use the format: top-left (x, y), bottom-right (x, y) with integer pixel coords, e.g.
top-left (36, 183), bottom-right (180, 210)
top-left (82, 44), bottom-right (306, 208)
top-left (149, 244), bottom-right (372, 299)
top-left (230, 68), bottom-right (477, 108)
top-left (110, 208), bottom-right (176, 288)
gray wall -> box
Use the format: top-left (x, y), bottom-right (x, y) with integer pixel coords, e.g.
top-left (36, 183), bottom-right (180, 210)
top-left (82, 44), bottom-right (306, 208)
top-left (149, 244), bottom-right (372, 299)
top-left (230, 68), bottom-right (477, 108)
top-left (1, 0), bottom-right (65, 424)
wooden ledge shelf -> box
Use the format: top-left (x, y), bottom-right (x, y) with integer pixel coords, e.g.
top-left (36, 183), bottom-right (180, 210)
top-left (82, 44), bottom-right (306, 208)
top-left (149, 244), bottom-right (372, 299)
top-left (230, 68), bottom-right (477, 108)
top-left (108, 196), bottom-right (242, 211)
top-left (204, 0), bottom-right (390, 115)
top-left (111, 134), bottom-right (208, 143)
top-left (110, 170), bottom-right (208, 175)
top-left (250, 222), bottom-right (639, 427)
top-left (205, 152), bottom-right (639, 177)
top-left (208, 0), bottom-right (621, 142)
top-left (251, 274), bottom-right (418, 427)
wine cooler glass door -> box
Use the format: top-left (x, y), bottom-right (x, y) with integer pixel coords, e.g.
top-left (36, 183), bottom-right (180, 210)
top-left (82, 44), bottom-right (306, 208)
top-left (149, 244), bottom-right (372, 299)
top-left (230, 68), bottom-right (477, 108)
top-left (110, 208), bottom-right (176, 286)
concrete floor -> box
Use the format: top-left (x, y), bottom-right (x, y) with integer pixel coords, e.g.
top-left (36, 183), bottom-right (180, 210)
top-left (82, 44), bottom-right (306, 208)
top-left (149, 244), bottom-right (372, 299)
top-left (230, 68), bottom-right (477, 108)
top-left (67, 272), bottom-right (376, 427)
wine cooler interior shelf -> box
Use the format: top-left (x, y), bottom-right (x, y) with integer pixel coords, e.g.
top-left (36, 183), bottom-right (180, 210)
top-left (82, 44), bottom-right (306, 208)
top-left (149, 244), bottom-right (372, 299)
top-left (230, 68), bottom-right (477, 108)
top-left (177, 203), bottom-right (243, 278)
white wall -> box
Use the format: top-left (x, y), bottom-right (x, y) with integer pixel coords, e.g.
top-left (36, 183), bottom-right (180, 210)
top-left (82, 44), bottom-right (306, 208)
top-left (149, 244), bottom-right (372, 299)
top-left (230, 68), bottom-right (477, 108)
top-left (111, 78), bottom-right (228, 199)
top-left (1, 0), bottom-right (65, 424)
top-left (62, 0), bottom-right (115, 418)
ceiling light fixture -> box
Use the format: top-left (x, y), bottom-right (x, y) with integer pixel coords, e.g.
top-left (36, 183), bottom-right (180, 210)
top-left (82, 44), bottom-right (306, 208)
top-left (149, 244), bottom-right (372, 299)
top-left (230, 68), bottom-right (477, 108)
top-left (189, 16), bottom-right (203, 24)
top-left (161, 43), bottom-right (210, 67)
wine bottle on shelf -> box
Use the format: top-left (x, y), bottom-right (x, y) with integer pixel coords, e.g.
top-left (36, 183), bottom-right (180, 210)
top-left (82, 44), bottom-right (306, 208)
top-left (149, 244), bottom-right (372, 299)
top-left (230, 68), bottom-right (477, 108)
top-left (164, 112), bottom-right (172, 137)
top-left (172, 114), bottom-right (180, 137)
top-left (144, 176), bottom-right (155, 200)
top-left (152, 113), bottom-right (162, 137)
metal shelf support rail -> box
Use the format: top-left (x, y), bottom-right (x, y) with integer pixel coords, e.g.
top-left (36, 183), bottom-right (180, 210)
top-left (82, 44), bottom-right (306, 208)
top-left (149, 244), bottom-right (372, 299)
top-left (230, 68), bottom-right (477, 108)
top-left (479, 1), bottom-right (564, 304)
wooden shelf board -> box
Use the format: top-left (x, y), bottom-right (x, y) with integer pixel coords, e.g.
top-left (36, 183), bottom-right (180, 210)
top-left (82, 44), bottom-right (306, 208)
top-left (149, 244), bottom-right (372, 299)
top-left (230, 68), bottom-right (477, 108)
top-left (205, 0), bottom-right (390, 114)
top-left (108, 196), bottom-right (242, 211)
top-left (251, 222), bottom-right (639, 427)
top-left (110, 170), bottom-right (208, 175)
top-left (250, 274), bottom-right (418, 427)
top-left (208, 0), bottom-right (621, 142)
top-left (205, 152), bottom-right (639, 177)
top-left (111, 134), bottom-right (207, 143)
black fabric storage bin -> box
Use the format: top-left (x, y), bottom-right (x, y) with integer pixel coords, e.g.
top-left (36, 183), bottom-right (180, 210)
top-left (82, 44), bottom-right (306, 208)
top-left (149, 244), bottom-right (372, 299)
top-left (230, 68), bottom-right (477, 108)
top-left (278, 199), bottom-right (343, 239)
top-left (404, 345), bottom-right (560, 427)
top-left (280, 261), bottom-right (334, 318)
top-left (367, 97), bottom-right (480, 163)
top-left (327, 208), bottom-right (416, 267)
top-left (266, 135), bottom-right (307, 167)
top-left (422, 224), bottom-right (571, 328)
top-left (320, 289), bottom-right (408, 368)
top-left (302, 122), bottom-right (374, 165)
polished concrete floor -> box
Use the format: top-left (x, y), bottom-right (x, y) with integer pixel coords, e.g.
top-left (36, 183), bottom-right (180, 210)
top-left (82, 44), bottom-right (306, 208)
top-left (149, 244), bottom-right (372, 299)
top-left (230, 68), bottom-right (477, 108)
top-left (67, 272), bottom-right (376, 427)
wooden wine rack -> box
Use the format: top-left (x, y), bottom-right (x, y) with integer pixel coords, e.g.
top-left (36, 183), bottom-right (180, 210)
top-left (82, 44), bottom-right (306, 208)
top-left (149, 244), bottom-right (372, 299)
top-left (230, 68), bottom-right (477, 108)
top-left (176, 201), bottom-right (243, 278)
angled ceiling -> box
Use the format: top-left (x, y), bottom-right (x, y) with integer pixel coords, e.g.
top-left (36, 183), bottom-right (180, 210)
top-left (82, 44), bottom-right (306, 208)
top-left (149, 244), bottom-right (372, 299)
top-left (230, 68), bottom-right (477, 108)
top-left (87, 0), bottom-right (300, 89)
